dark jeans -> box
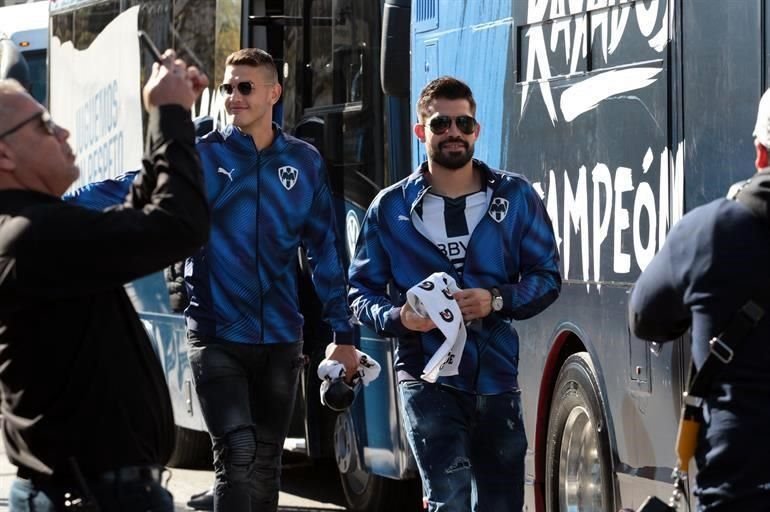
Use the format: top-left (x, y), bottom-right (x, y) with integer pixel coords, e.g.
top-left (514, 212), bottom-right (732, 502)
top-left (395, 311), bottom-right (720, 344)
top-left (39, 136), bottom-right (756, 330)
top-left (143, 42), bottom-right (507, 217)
top-left (9, 473), bottom-right (173, 512)
top-left (398, 381), bottom-right (526, 512)
top-left (188, 335), bottom-right (304, 512)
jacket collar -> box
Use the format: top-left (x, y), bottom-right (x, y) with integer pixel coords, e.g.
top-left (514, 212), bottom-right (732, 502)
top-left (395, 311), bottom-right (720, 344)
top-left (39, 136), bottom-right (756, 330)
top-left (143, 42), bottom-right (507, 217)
top-left (734, 169), bottom-right (770, 227)
top-left (402, 159), bottom-right (502, 214)
top-left (220, 122), bottom-right (289, 157)
top-left (0, 189), bottom-right (60, 214)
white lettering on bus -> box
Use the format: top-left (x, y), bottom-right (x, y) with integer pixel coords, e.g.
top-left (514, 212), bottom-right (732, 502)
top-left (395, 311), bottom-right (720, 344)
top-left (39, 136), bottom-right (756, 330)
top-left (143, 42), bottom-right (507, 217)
top-left (534, 142), bottom-right (684, 287)
top-left (522, 0), bottom-right (668, 123)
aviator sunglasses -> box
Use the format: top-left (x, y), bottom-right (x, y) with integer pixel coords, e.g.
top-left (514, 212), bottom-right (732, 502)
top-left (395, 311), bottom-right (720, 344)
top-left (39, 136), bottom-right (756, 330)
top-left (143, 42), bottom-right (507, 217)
top-left (218, 81), bottom-right (274, 96)
top-left (0, 111), bottom-right (57, 140)
top-left (426, 114), bottom-right (477, 135)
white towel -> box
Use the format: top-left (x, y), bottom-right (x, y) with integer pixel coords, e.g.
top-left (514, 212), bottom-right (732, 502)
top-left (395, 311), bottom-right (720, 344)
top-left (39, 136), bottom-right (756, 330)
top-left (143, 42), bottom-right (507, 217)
top-left (317, 343), bottom-right (381, 386)
top-left (406, 272), bottom-right (467, 383)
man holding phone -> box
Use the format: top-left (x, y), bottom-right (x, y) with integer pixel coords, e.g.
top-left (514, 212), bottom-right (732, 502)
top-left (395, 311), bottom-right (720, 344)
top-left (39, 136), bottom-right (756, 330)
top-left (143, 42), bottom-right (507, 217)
top-left (0, 51), bottom-right (209, 511)
top-left (184, 48), bottom-right (357, 512)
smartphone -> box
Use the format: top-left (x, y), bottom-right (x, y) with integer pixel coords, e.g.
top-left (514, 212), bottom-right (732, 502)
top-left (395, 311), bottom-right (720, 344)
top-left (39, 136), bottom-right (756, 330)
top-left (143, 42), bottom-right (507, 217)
top-left (137, 30), bottom-right (164, 64)
top-left (168, 24), bottom-right (205, 71)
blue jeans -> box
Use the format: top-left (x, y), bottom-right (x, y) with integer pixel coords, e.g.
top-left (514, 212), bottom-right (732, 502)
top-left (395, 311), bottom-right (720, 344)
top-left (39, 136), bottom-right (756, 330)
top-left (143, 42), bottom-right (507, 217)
top-left (188, 335), bottom-right (304, 512)
top-left (398, 381), bottom-right (526, 512)
top-left (9, 475), bottom-right (173, 512)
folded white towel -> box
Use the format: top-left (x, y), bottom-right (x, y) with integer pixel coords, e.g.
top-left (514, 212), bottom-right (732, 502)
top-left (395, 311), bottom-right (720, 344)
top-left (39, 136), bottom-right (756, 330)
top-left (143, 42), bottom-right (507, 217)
top-left (406, 272), bottom-right (467, 383)
top-left (317, 343), bottom-right (381, 385)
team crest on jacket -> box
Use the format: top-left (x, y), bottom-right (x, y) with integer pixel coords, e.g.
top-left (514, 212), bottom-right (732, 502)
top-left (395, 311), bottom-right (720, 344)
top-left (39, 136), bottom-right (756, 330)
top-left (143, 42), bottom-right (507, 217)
top-left (278, 166), bottom-right (299, 190)
top-left (488, 197), bottom-right (509, 223)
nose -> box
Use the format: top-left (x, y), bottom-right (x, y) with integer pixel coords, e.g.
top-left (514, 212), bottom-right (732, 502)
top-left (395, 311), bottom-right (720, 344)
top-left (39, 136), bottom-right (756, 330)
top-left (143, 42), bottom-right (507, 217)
top-left (57, 125), bottom-right (70, 141)
top-left (445, 119), bottom-right (463, 136)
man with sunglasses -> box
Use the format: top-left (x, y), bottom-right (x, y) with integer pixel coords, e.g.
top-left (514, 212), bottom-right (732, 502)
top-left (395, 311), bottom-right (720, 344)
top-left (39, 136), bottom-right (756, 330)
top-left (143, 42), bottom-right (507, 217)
top-left (183, 48), bottom-right (357, 512)
top-left (349, 76), bottom-right (561, 511)
top-left (0, 51), bottom-right (209, 512)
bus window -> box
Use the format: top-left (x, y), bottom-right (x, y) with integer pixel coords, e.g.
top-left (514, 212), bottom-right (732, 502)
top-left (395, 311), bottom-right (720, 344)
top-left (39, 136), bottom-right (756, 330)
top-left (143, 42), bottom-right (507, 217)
top-left (0, 1), bottom-right (48, 105)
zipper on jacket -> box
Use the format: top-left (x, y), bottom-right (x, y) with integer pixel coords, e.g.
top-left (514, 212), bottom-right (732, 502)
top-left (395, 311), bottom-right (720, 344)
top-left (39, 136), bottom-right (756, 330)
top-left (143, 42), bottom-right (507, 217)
top-left (255, 147), bottom-right (263, 343)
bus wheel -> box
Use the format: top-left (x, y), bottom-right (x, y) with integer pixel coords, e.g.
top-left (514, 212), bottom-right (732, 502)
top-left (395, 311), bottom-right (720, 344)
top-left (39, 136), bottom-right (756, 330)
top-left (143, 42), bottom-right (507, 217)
top-left (167, 426), bottom-right (212, 469)
top-left (334, 411), bottom-right (421, 512)
top-left (545, 352), bottom-right (615, 512)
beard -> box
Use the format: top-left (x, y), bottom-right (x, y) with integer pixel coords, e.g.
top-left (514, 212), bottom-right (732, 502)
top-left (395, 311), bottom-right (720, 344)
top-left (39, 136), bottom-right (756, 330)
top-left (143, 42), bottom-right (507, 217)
top-left (429, 139), bottom-right (474, 169)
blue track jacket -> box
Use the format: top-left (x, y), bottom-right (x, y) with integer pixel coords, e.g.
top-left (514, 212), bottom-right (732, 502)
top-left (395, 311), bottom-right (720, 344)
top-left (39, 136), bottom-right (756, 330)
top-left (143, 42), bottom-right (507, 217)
top-left (68, 124), bottom-right (353, 346)
top-left (349, 161), bottom-right (561, 394)
top-left (189, 124), bottom-right (352, 344)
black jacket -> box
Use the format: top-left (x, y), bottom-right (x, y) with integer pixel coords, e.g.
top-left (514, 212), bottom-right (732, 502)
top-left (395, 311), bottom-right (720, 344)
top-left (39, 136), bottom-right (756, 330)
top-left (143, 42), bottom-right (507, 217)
top-left (0, 105), bottom-right (209, 478)
top-left (629, 170), bottom-right (770, 510)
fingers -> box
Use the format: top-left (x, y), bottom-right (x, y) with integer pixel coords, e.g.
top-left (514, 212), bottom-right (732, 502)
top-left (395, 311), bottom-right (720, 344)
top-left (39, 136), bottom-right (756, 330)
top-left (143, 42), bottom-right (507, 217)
top-left (143, 49), bottom-right (208, 109)
top-left (453, 288), bottom-right (492, 321)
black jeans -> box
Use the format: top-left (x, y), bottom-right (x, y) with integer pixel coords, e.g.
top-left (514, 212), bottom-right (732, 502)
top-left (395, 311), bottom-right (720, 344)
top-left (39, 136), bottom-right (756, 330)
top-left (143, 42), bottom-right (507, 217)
top-left (187, 334), bottom-right (304, 512)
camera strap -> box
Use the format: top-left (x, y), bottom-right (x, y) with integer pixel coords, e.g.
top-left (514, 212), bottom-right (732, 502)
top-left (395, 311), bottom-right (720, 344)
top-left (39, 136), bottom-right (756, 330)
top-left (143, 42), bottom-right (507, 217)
top-left (687, 300), bottom-right (765, 399)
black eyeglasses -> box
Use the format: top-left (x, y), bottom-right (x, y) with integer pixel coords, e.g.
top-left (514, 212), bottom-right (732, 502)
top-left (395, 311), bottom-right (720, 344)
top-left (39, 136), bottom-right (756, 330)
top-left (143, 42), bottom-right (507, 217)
top-left (426, 115), bottom-right (477, 135)
top-left (0, 111), bottom-right (57, 140)
top-left (218, 81), bottom-right (274, 96)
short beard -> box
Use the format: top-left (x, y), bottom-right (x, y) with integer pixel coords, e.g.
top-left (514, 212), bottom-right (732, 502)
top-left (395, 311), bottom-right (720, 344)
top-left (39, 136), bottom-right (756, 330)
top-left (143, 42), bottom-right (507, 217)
top-left (429, 140), bottom-right (474, 170)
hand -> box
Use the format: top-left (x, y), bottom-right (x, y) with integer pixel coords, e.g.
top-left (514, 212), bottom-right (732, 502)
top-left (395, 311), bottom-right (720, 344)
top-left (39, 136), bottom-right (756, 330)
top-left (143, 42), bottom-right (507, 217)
top-left (453, 288), bottom-right (493, 322)
top-left (399, 304), bottom-right (436, 332)
top-left (143, 50), bottom-right (209, 111)
top-left (328, 344), bottom-right (359, 383)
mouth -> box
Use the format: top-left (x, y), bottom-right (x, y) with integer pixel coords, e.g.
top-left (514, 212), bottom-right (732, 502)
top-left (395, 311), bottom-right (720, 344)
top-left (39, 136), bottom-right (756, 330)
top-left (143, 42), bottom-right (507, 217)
top-left (440, 141), bottom-right (468, 151)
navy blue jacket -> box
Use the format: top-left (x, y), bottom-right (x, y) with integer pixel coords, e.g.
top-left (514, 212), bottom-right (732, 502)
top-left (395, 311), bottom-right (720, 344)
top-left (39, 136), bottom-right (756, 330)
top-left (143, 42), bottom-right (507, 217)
top-left (629, 170), bottom-right (770, 510)
top-left (190, 124), bottom-right (353, 344)
top-left (349, 161), bottom-right (561, 394)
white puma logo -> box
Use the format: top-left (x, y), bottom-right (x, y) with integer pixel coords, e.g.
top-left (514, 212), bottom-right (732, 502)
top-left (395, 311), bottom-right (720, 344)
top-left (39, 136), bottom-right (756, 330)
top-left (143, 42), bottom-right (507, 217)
top-left (217, 167), bottom-right (234, 181)
top-left (398, 215), bottom-right (410, 221)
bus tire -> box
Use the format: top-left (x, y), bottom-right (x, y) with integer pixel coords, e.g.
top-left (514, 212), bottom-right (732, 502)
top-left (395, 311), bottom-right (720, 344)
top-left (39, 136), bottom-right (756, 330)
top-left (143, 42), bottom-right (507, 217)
top-left (334, 411), bottom-right (421, 512)
top-left (545, 352), bottom-right (616, 512)
top-left (167, 426), bottom-right (212, 469)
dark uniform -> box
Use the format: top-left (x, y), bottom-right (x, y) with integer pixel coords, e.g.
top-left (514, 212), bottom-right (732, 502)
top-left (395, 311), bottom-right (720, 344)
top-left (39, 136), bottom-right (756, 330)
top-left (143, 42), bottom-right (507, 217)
top-left (0, 105), bottom-right (209, 510)
top-left (629, 170), bottom-right (770, 511)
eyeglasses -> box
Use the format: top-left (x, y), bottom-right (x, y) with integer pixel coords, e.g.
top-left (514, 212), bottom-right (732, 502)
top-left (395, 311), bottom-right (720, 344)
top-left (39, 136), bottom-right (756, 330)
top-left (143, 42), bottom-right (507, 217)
top-left (426, 115), bottom-right (477, 135)
top-left (218, 81), bottom-right (275, 96)
top-left (0, 111), bottom-right (57, 140)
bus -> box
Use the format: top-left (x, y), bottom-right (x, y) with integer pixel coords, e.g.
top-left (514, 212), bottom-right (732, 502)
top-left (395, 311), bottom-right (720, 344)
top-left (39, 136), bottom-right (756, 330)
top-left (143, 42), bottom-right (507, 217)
top-left (48, 0), bottom-right (420, 510)
top-left (0, 0), bottom-right (48, 104)
top-left (379, 0), bottom-right (765, 510)
top-left (49, 0), bottom-right (764, 510)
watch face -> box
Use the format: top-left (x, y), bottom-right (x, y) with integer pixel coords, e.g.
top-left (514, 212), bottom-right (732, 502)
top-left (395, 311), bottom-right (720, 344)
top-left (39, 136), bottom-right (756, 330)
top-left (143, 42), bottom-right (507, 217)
top-left (492, 295), bottom-right (503, 311)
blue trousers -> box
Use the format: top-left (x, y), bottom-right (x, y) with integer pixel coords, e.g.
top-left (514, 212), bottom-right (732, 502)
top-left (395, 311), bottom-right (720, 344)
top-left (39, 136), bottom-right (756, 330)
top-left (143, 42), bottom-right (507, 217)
top-left (398, 381), bottom-right (526, 512)
top-left (9, 475), bottom-right (173, 512)
top-left (188, 336), bottom-right (304, 512)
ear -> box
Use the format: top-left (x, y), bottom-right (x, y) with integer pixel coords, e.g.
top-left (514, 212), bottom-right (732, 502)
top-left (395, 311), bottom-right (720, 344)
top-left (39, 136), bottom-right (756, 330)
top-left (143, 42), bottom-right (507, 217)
top-left (269, 82), bottom-right (282, 106)
top-left (474, 121), bottom-right (481, 139)
top-left (414, 123), bottom-right (425, 142)
top-left (0, 141), bottom-right (17, 174)
top-left (756, 143), bottom-right (768, 170)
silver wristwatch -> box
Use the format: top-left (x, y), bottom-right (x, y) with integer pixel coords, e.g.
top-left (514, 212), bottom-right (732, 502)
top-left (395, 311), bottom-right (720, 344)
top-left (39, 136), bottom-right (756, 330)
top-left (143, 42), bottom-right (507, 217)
top-left (489, 287), bottom-right (503, 312)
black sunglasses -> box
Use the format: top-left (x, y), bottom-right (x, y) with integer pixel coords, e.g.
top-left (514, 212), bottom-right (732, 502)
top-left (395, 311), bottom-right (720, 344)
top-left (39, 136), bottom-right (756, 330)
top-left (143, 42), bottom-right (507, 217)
top-left (426, 115), bottom-right (477, 135)
top-left (0, 111), bottom-right (57, 140)
top-left (218, 81), bottom-right (274, 96)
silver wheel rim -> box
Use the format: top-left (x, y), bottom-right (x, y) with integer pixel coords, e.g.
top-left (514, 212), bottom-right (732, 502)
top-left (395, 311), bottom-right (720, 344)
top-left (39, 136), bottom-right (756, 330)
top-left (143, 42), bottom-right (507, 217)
top-left (558, 405), bottom-right (604, 511)
top-left (334, 412), bottom-right (370, 496)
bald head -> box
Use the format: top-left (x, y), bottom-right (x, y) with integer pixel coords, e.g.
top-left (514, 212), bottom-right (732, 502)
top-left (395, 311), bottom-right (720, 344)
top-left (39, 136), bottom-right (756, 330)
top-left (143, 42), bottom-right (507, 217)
top-left (0, 79), bottom-right (29, 133)
top-left (0, 79), bottom-right (79, 195)
top-left (754, 88), bottom-right (770, 149)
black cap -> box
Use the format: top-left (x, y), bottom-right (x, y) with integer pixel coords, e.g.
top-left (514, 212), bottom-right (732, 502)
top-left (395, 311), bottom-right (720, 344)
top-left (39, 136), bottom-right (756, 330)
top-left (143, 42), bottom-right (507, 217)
top-left (321, 378), bottom-right (357, 412)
